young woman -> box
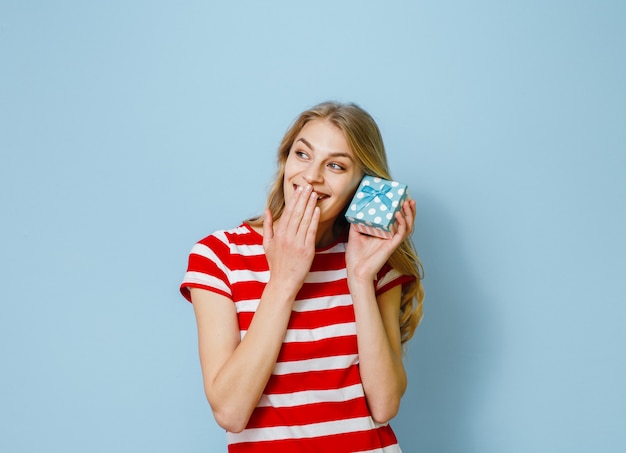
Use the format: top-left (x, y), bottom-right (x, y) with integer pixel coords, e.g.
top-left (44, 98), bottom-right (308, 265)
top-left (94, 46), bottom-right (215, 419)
top-left (180, 101), bottom-right (424, 452)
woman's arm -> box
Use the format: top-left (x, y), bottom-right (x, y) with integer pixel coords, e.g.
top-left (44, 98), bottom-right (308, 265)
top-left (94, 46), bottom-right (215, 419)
top-left (345, 199), bottom-right (416, 423)
top-left (191, 282), bottom-right (295, 433)
top-left (191, 184), bottom-right (321, 433)
top-left (348, 280), bottom-right (406, 424)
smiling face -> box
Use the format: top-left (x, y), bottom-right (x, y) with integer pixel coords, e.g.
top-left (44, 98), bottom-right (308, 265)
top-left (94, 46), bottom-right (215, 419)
top-left (283, 119), bottom-right (364, 237)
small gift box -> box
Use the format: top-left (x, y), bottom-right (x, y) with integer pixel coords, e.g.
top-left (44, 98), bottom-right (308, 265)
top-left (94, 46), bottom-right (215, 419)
top-left (345, 175), bottom-right (408, 239)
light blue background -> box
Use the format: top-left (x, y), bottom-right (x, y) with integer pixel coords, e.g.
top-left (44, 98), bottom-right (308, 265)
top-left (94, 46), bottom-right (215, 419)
top-left (1, 1), bottom-right (624, 452)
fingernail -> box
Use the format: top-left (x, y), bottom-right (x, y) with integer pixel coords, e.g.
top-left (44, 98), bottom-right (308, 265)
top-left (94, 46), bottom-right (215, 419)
top-left (305, 184), bottom-right (312, 192)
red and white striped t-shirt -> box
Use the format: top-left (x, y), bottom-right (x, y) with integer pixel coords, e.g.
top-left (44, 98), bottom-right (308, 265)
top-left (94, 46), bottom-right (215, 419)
top-left (181, 223), bottom-right (413, 453)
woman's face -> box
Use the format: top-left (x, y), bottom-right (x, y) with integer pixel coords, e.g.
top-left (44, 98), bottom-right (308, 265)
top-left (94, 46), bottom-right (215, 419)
top-left (283, 119), bottom-right (363, 230)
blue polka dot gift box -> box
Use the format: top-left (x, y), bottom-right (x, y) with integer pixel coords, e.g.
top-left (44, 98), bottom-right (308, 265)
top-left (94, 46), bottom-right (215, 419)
top-left (345, 175), bottom-right (408, 239)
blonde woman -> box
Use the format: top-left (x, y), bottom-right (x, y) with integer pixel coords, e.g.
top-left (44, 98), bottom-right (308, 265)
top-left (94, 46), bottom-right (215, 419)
top-left (181, 101), bottom-right (424, 452)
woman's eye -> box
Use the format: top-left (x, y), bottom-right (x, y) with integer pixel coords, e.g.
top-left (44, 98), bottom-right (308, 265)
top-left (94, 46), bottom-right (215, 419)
top-left (295, 150), bottom-right (309, 159)
top-left (329, 162), bottom-right (346, 171)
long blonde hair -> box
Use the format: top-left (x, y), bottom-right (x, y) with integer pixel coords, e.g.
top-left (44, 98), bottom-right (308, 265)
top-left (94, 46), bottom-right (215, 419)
top-left (249, 101), bottom-right (424, 344)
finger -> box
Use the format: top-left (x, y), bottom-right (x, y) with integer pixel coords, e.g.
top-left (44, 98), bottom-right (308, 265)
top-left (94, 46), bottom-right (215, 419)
top-left (394, 209), bottom-right (408, 238)
top-left (393, 201), bottom-right (415, 241)
top-left (406, 198), bottom-right (416, 216)
top-left (277, 185), bottom-right (303, 235)
top-left (297, 190), bottom-right (319, 236)
top-left (281, 185), bottom-right (302, 220)
top-left (286, 184), bottom-right (313, 232)
top-left (408, 200), bottom-right (417, 231)
top-left (305, 206), bottom-right (321, 247)
top-left (401, 199), bottom-right (416, 234)
top-left (385, 219), bottom-right (407, 253)
top-left (262, 209), bottom-right (274, 247)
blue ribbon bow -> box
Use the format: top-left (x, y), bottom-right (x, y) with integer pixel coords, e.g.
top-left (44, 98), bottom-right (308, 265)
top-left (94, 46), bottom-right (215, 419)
top-left (355, 183), bottom-right (394, 211)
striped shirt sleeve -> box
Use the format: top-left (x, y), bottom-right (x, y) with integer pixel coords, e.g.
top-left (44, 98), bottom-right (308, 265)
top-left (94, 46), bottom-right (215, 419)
top-left (375, 263), bottom-right (415, 296)
top-left (180, 232), bottom-right (232, 302)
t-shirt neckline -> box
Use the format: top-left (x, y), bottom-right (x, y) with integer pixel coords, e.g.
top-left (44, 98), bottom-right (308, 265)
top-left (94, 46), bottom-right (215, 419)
top-left (242, 221), bottom-right (346, 252)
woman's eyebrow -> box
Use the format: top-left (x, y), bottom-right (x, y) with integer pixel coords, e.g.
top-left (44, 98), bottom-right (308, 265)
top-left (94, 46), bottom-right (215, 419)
top-left (296, 137), bottom-right (314, 149)
top-left (295, 138), bottom-right (354, 161)
top-left (328, 152), bottom-right (354, 162)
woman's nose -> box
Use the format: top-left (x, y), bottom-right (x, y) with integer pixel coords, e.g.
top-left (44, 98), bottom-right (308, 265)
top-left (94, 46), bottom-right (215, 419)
top-left (303, 167), bottom-right (323, 184)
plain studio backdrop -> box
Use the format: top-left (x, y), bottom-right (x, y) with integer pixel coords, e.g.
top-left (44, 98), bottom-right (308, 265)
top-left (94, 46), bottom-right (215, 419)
top-left (1, 1), bottom-right (624, 452)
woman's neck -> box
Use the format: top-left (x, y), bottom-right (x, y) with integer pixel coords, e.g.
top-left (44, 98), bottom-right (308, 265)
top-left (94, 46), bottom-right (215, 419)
top-left (315, 221), bottom-right (344, 248)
